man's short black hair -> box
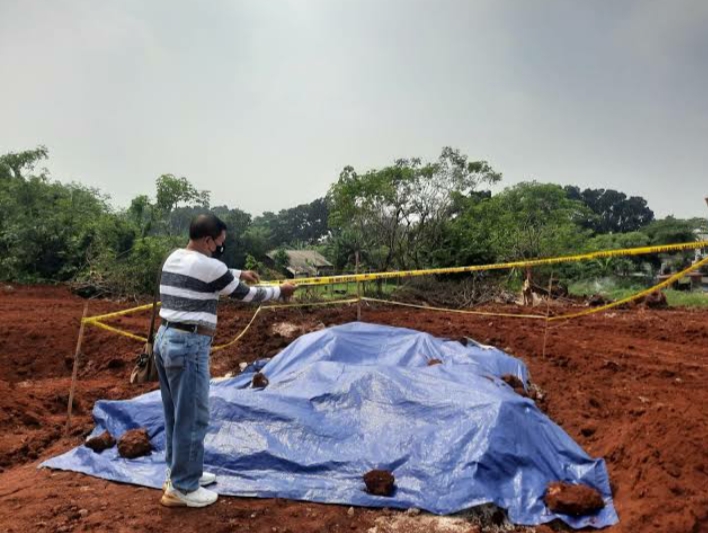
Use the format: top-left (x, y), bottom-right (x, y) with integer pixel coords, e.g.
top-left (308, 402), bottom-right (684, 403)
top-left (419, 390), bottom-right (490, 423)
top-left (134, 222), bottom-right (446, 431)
top-left (189, 214), bottom-right (227, 240)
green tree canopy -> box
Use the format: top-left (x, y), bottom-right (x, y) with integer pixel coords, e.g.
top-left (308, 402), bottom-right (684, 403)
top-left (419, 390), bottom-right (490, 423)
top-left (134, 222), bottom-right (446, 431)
top-left (564, 186), bottom-right (654, 234)
top-left (439, 182), bottom-right (591, 267)
top-left (327, 147), bottom-right (501, 271)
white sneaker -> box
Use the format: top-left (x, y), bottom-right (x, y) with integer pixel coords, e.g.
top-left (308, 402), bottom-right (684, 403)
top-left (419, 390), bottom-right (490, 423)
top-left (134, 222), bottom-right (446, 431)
top-left (199, 472), bottom-right (217, 486)
top-left (162, 470), bottom-right (217, 490)
top-left (160, 485), bottom-right (218, 508)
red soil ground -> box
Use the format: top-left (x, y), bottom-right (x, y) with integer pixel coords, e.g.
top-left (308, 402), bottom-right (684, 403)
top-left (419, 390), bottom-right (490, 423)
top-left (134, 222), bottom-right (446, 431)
top-left (1, 285), bottom-right (707, 532)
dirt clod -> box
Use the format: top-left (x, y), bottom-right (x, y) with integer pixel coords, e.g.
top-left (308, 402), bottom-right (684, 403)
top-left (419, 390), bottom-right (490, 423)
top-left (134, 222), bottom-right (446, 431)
top-left (501, 374), bottom-right (527, 396)
top-left (117, 428), bottom-right (152, 459)
top-left (252, 372), bottom-right (270, 388)
top-left (363, 470), bottom-right (395, 497)
top-left (85, 431), bottom-right (116, 453)
top-left (587, 294), bottom-right (610, 307)
top-left (639, 291), bottom-right (668, 309)
top-left (544, 482), bottom-right (605, 516)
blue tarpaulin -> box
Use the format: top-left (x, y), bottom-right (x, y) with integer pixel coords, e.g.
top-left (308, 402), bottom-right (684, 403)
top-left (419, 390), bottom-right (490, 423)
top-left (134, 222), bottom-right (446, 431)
top-left (42, 322), bottom-right (618, 528)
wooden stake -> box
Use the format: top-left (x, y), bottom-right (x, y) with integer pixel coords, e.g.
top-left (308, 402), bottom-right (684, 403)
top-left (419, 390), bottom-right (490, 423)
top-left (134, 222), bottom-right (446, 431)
top-left (541, 271), bottom-right (554, 359)
top-left (356, 251), bottom-right (362, 321)
top-left (65, 302), bottom-right (89, 436)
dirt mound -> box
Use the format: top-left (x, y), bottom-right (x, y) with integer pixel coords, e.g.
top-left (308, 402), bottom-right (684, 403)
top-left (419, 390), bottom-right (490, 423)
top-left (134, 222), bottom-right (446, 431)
top-left (117, 428), bottom-right (151, 459)
top-left (363, 470), bottom-right (395, 496)
top-left (544, 482), bottom-right (605, 516)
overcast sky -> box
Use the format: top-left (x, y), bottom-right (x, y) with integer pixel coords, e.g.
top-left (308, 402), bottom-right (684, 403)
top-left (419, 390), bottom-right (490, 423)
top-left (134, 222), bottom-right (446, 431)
top-left (1, 0), bottom-right (707, 218)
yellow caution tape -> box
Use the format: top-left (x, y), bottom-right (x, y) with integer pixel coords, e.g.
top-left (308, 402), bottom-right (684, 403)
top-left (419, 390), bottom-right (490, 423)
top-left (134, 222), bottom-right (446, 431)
top-left (81, 240), bottom-right (706, 321)
top-left (85, 319), bottom-right (148, 342)
top-left (79, 241), bottom-right (708, 345)
top-left (261, 240), bottom-right (708, 287)
top-left (264, 297), bottom-right (360, 310)
top-left (549, 255), bottom-right (708, 321)
top-left (83, 298), bottom-right (363, 352)
top-left (361, 297), bottom-right (547, 320)
top-left (210, 307), bottom-right (263, 353)
top-left (83, 302), bottom-right (160, 323)
top-left (211, 298), bottom-right (361, 353)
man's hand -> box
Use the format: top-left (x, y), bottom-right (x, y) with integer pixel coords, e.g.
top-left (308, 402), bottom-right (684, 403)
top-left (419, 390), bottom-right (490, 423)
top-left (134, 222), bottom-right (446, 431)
top-left (280, 282), bottom-right (297, 300)
top-left (240, 270), bottom-right (261, 284)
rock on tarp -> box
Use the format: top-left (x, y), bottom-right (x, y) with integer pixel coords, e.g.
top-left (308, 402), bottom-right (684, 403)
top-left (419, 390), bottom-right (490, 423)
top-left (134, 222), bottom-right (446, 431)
top-left (42, 322), bottom-right (618, 528)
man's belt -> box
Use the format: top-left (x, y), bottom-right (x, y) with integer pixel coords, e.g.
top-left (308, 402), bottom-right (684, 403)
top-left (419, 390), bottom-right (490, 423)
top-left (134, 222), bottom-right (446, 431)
top-left (161, 320), bottom-right (215, 338)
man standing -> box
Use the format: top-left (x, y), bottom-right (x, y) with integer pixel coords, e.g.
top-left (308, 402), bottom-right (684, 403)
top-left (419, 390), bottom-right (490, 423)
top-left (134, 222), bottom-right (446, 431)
top-left (155, 213), bottom-right (296, 508)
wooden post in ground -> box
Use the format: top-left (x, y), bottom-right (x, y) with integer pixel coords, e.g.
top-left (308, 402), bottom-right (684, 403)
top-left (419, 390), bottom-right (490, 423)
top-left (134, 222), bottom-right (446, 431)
top-left (356, 251), bottom-right (362, 321)
top-left (541, 271), bottom-right (554, 359)
top-left (65, 302), bottom-right (89, 437)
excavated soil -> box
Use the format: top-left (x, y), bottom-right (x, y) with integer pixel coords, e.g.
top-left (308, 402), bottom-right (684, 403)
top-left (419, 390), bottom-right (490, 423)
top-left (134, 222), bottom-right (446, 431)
top-left (544, 482), bottom-right (605, 517)
top-left (117, 428), bottom-right (152, 459)
top-left (251, 372), bottom-right (270, 389)
top-left (363, 470), bottom-right (395, 497)
top-left (501, 374), bottom-right (527, 396)
top-left (1, 285), bottom-right (708, 532)
top-left (84, 431), bottom-right (115, 454)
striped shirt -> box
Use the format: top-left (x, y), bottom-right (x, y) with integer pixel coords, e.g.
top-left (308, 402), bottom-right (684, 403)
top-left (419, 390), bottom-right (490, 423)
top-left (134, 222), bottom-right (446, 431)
top-left (159, 249), bottom-right (281, 329)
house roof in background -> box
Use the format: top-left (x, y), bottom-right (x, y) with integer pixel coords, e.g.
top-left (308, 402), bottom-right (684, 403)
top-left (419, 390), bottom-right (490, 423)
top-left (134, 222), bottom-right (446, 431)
top-left (266, 250), bottom-right (333, 276)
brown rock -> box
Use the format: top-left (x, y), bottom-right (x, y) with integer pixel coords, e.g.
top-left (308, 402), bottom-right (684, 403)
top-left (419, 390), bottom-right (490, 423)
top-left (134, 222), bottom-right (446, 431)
top-left (639, 291), bottom-right (668, 309)
top-left (427, 359), bottom-right (443, 366)
top-left (363, 470), bottom-right (395, 496)
top-left (544, 482), bottom-right (605, 516)
top-left (117, 428), bottom-right (152, 458)
top-left (85, 431), bottom-right (116, 453)
top-left (252, 372), bottom-right (270, 388)
top-left (587, 294), bottom-right (610, 307)
top-left (501, 374), bottom-right (527, 397)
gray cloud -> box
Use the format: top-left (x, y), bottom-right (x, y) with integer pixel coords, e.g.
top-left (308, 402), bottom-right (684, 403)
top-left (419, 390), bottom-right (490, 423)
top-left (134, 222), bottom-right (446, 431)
top-left (1, 0), bottom-right (707, 217)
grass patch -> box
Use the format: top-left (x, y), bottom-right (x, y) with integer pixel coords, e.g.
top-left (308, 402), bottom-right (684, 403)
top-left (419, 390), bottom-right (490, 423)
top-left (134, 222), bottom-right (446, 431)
top-left (569, 278), bottom-right (708, 308)
top-left (664, 289), bottom-right (708, 308)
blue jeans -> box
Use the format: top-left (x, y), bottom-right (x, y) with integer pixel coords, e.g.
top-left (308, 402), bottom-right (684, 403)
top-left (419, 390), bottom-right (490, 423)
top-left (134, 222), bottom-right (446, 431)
top-left (154, 325), bottom-right (212, 492)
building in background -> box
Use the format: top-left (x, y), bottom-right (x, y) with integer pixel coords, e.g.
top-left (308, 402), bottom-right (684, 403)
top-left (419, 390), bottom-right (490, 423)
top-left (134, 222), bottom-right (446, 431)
top-left (265, 250), bottom-right (334, 279)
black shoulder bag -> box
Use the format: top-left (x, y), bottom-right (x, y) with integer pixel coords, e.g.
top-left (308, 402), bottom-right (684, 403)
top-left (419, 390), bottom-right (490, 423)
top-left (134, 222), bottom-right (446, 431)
top-left (129, 262), bottom-right (163, 384)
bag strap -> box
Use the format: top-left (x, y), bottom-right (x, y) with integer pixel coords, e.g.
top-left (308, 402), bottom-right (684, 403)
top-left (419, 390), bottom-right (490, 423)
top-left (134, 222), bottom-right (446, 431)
top-left (147, 253), bottom-right (170, 344)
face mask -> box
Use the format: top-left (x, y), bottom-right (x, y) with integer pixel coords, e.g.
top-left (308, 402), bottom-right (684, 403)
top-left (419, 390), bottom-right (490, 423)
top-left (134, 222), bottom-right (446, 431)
top-left (212, 243), bottom-right (225, 259)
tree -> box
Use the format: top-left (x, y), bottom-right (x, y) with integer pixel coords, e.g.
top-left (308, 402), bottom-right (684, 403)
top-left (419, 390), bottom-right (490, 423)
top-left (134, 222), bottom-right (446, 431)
top-left (631, 217), bottom-right (697, 273)
top-left (274, 249), bottom-right (290, 272)
top-left (580, 231), bottom-right (651, 278)
top-left (564, 186), bottom-right (654, 234)
top-left (0, 168), bottom-right (112, 281)
top-left (250, 198), bottom-right (330, 248)
top-left (441, 182), bottom-right (590, 267)
top-left (127, 194), bottom-right (154, 237)
top-left (327, 147), bottom-right (501, 271)
top-left (212, 206), bottom-right (252, 268)
top-left (241, 225), bottom-right (272, 260)
top-left (155, 174), bottom-right (210, 235)
top-left (640, 216), bottom-right (696, 245)
top-left (0, 146), bottom-right (49, 180)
